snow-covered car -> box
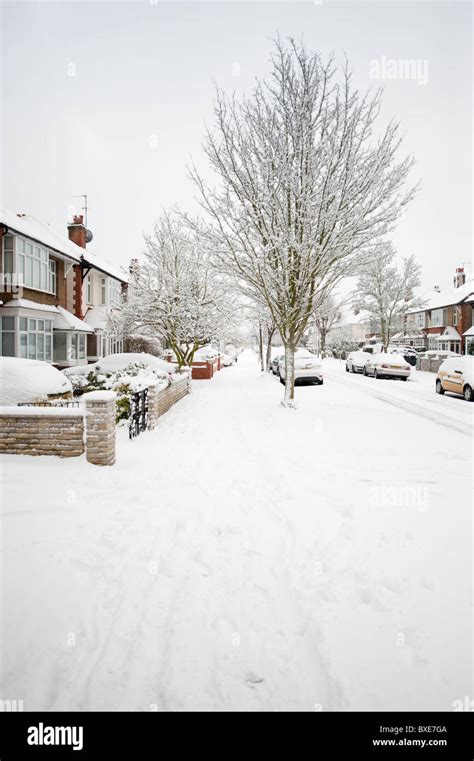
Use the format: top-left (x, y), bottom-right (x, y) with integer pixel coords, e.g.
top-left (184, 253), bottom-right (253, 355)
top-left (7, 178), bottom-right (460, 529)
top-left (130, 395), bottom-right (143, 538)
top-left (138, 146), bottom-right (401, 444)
top-left (279, 349), bottom-right (323, 385)
top-left (271, 352), bottom-right (285, 375)
top-left (363, 352), bottom-right (411, 380)
top-left (346, 350), bottom-right (370, 373)
top-left (64, 352), bottom-right (176, 377)
top-left (436, 355), bottom-right (474, 401)
top-left (388, 345), bottom-right (419, 366)
top-left (224, 344), bottom-right (238, 363)
top-left (0, 357), bottom-right (72, 405)
top-left (221, 353), bottom-right (234, 367)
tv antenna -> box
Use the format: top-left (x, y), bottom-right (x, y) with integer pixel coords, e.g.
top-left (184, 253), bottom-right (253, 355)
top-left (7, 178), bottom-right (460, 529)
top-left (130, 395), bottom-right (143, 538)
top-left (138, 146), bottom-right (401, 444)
top-left (72, 194), bottom-right (88, 227)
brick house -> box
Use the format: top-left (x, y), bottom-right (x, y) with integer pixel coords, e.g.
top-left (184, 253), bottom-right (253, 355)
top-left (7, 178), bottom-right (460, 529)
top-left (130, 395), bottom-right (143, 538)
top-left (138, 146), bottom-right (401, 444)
top-left (0, 209), bottom-right (128, 368)
top-left (404, 268), bottom-right (474, 354)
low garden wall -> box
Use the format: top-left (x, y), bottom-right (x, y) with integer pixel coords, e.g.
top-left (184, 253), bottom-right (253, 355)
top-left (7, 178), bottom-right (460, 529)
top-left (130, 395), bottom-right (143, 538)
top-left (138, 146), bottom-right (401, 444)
top-left (147, 375), bottom-right (190, 428)
top-left (417, 357), bottom-right (443, 373)
top-left (0, 391), bottom-right (117, 465)
top-left (0, 407), bottom-right (85, 458)
top-left (0, 376), bottom-right (191, 463)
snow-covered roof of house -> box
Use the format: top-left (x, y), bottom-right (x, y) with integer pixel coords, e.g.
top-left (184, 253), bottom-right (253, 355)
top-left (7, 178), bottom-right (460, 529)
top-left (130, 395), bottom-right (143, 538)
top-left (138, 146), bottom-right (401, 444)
top-left (434, 326), bottom-right (462, 341)
top-left (54, 306), bottom-right (94, 332)
top-left (0, 208), bottom-right (128, 284)
top-left (462, 326), bottom-right (474, 337)
top-left (407, 280), bottom-right (474, 314)
top-left (0, 299), bottom-right (94, 332)
top-left (83, 306), bottom-right (111, 330)
top-left (0, 298), bottom-right (59, 314)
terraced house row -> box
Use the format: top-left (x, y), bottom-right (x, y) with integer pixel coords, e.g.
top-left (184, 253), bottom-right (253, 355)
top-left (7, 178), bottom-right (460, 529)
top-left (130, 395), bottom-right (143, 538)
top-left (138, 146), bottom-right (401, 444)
top-left (0, 210), bottom-right (128, 369)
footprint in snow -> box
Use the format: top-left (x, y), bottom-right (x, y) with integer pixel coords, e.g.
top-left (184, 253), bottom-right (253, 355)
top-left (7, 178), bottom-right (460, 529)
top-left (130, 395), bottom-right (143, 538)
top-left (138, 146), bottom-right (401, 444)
top-left (245, 673), bottom-right (264, 689)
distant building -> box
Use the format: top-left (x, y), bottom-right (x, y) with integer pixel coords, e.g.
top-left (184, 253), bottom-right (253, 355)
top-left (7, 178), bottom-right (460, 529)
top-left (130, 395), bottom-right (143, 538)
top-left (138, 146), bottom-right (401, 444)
top-left (403, 268), bottom-right (473, 354)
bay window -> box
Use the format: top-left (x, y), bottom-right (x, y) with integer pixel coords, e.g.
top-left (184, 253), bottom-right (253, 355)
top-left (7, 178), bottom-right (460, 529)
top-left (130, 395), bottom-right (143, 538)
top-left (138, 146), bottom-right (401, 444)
top-left (2, 235), bottom-right (59, 295)
top-left (19, 317), bottom-right (53, 361)
top-left (0, 315), bottom-right (15, 357)
top-left (53, 331), bottom-right (87, 364)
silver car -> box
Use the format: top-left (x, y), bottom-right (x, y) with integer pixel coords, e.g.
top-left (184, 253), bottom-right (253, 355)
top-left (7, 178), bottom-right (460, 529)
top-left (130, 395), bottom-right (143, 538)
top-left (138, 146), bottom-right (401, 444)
top-left (346, 350), bottom-right (370, 374)
top-left (363, 352), bottom-right (411, 380)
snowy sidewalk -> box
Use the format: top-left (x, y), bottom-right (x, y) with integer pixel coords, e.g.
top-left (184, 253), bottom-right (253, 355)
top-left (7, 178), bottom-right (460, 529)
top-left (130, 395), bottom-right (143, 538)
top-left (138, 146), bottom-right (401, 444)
top-left (1, 350), bottom-right (471, 711)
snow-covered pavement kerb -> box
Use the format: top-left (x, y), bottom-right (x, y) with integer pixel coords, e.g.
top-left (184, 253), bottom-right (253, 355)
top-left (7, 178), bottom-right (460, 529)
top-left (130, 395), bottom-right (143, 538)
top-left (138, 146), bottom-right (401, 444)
top-left (0, 350), bottom-right (471, 711)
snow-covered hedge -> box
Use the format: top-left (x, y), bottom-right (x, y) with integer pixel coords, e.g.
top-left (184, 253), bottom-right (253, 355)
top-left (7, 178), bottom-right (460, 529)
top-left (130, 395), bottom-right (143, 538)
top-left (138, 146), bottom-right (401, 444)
top-left (0, 357), bottom-right (72, 406)
top-left (66, 362), bottom-right (170, 423)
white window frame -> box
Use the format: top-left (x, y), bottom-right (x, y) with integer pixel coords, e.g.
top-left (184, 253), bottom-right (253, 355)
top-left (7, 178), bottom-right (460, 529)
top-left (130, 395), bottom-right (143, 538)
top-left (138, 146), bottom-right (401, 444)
top-left (2, 234), bottom-right (59, 295)
top-left (430, 309), bottom-right (446, 328)
top-left (0, 315), bottom-right (16, 357)
top-left (86, 275), bottom-right (92, 304)
top-left (19, 316), bottom-right (53, 362)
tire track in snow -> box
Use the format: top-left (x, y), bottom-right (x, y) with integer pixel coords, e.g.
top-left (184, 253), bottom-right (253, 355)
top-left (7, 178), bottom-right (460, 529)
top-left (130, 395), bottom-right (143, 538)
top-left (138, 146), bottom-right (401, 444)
top-left (327, 370), bottom-right (472, 437)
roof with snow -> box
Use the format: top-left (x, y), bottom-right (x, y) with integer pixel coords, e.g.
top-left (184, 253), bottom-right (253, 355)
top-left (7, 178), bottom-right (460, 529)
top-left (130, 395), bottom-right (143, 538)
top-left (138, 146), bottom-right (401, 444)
top-left (463, 326), bottom-right (474, 337)
top-left (1, 299), bottom-right (94, 332)
top-left (83, 306), bottom-right (111, 330)
top-left (434, 326), bottom-right (462, 341)
top-left (407, 280), bottom-right (474, 313)
top-left (0, 208), bottom-right (128, 284)
top-left (1, 298), bottom-right (59, 314)
top-left (54, 306), bottom-right (94, 332)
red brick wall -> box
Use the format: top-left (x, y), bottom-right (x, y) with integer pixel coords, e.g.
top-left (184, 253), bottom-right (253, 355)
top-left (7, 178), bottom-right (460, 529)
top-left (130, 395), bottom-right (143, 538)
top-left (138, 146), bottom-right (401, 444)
top-left (192, 361), bottom-right (212, 380)
top-left (73, 264), bottom-right (83, 319)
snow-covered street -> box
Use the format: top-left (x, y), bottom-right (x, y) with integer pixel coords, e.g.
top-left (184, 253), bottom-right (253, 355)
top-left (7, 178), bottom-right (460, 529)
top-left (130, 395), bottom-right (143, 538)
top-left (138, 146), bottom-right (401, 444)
top-left (1, 350), bottom-right (472, 711)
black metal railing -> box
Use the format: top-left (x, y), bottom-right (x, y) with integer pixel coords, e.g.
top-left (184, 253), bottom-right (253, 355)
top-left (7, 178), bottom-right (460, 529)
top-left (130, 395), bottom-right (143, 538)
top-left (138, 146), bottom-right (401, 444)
top-left (129, 388), bottom-right (148, 439)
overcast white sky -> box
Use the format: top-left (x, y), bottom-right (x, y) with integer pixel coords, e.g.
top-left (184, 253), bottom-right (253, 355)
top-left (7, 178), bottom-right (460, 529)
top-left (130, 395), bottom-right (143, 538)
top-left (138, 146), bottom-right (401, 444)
top-left (1, 0), bottom-right (472, 294)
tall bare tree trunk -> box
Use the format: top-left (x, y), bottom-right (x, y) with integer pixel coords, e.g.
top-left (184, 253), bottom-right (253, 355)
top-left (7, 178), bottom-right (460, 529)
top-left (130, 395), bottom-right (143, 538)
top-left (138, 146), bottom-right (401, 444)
top-left (282, 344), bottom-right (296, 408)
top-left (265, 326), bottom-right (275, 371)
top-left (258, 324), bottom-right (264, 372)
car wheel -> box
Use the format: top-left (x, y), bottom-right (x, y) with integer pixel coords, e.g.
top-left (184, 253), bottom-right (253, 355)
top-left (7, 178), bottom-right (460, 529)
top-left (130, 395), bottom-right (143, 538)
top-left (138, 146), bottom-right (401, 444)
top-left (435, 379), bottom-right (444, 395)
top-left (280, 376), bottom-right (285, 385)
top-left (401, 377), bottom-right (407, 381)
top-left (363, 367), bottom-right (367, 376)
top-left (463, 384), bottom-right (473, 402)
top-left (345, 365), bottom-right (349, 372)
top-left (351, 365), bottom-right (355, 373)
top-left (374, 369), bottom-right (379, 379)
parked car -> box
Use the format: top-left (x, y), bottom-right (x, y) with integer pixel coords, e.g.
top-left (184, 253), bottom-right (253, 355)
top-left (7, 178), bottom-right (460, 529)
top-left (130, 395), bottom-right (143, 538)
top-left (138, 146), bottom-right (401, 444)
top-left (435, 355), bottom-right (474, 401)
top-left (271, 353), bottom-right (285, 375)
top-left (279, 349), bottom-right (323, 385)
top-left (363, 353), bottom-right (411, 380)
top-left (225, 344), bottom-right (238, 363)
top-left (388, 345), bottom-right (419, 366)
top-left (221, 353), bottom-right (234, 367)
top-left (346, 350), bottom-right (371, 373)
top-left (0, 357), bottom-right (72, 405)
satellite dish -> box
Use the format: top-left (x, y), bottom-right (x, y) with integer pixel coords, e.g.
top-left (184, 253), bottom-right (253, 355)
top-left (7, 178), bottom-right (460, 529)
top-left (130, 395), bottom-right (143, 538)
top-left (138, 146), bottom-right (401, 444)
top-left (85, 229), bottom-right (93, 243)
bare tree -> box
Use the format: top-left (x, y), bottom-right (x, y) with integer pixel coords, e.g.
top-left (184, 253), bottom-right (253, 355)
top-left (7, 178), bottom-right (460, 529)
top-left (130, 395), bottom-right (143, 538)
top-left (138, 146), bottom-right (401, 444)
top-left (310, 294), bottom-right (344, 358)
top-left (353, 243), bottom-right (424, 349)
top-left (190, 37), bottom-right (416, 406)
top-left (123, 212), bottom-right (235, 368)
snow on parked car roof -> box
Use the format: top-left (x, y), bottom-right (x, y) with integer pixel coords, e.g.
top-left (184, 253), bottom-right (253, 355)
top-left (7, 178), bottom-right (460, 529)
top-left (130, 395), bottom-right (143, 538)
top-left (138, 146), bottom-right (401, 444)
top-left (0, 357), bottom-right (72, 405)
top-left (370, 352), bottom-right (410, 364)
top-left (95, 353), bottom-right (174, 374)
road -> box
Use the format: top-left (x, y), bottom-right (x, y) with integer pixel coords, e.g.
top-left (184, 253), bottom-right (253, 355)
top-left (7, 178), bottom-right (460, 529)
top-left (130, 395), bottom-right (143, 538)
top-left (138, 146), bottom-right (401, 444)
top-left (1, 350), bottom-right (472, 711)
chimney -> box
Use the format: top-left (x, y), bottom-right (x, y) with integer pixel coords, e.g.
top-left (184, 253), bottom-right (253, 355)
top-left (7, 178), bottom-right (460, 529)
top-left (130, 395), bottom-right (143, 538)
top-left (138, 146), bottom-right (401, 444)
top-left (453, 267), bottom-right (466, 289)
top-left (67, 214), bottom-right (86, 249)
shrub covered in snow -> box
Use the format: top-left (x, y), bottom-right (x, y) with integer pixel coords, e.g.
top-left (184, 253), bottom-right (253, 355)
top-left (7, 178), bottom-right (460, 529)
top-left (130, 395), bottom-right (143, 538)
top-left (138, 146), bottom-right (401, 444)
top-left (66, 361), bottom-right (170, 423)
top-left (0, 357), bottom-right (72, 406)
